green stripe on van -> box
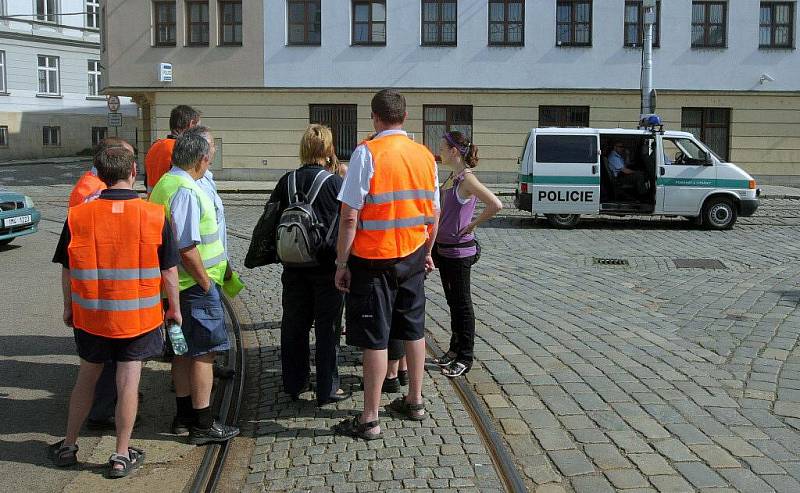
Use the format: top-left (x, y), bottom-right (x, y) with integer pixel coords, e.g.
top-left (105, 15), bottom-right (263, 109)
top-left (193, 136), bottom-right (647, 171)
top-left (518, 174), bottom-right (600, 185)
top-left (657, 178), bottom-right (751, 189)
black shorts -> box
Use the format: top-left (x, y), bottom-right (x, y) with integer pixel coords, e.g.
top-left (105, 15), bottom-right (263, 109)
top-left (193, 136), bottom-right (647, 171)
top-left (345, 246), bottom-right (427, 350)
top-left (74, 327), bottom-right (164, 363)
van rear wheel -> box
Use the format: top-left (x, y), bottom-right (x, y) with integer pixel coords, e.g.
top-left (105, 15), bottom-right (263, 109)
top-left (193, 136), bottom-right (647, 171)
top-left (702, 197), bottom-right (737, 230)
top-left (545, 214), bottom-right (580, 229)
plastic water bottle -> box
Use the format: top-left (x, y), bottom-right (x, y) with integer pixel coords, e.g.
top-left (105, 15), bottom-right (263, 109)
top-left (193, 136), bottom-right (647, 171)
top-left (167, 322), bottom-right (188, 356)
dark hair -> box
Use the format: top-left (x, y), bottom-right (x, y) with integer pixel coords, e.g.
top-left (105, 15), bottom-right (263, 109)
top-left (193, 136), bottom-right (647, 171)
top-left (371, 89), bottom-right (406, 125)
top-left (169, 105), bottom-right (200, 133)
top-left (95, 146), bottom-right (135, 185)
top-left (444, 131), bottom-right (479, 168)
top-left (92, 137), bottom-right (130, 164)
top-left (172, 126), bottom-right (211, 170)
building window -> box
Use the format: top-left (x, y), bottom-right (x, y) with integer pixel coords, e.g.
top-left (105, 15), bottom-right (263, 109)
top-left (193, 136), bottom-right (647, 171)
top-left (0, 51), bottom-right (6, 94)
top-left (87, 60), bottom-right (101, 97)
top-left (682, 108), bottom-right (731, 161)
top-left (86, 0), bottom-right (100, 28)
top-left (422, 0), bottom-right (457, 46)
top-left (0, 126), bottom-right (8, 147)
top-left (154, 1), bottom-right (177, 46)
top-left (36, 0), bottom-right (58, 22)
top-left (692, 1), bottom-right (727, 47)
top-left (186, 1), bottom-right (210, 46)
top-left (423, 105), bottom-right (473, 157)
top-left (92, 127), bottom-right (107, 146)
top-left (219, 1), bottom-right (243, 45)
top-left (37, 56), bottom-right (60, 96)
top-left (288, 0), bottom-right (321, 45)
top-left (557, 0), bottom-right (592, 46)
top-left (352, 1), bottom-right (386, 45)
top-left (624, 1), bottom-right (660, 47)
top-left (488, 0), bottom-right (524, 46)
top-left (43, 126), bottom-right (61, 147)
top-left (309, 105), bottom-right (358, 160)
top-left (539, 106), bottom-right (590, 127)
top-left (760, 2), bottom-right (794, 48)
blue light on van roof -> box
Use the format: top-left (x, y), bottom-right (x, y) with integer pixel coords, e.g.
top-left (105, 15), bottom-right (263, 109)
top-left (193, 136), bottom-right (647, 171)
top-left (646, 114), bottom-right (662, 126)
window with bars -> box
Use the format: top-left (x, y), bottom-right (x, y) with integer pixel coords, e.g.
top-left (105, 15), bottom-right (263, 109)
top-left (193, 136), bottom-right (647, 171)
top-left (154, 2), bottom-right (177, 46)
top-left (488, 1), bottom-right (524, 46)
top-left (37, 55), bottom-right (60, 96)
top-left (692, 1), bottom-right (727, 47)
top-left (186, 1), bottom-right (210, 46)
top-left (557, 0), bottom-right (592, 46)
top-left (88, 60), bottom-right (101, 97)
top-left (422, 0), bottom-right (457, 46)
top-left (681, 108), bottom-right (731, 161)
top-left (0, 126), bottom-right (8, 147)
top-left (760, 2), bottom-right (794, 48)
top-left (423, 105), bottom-right (473, 158)
top-left (0, 51), bottom-right (6, 94)
top-left (86, 0), bottom-right (100, 29)
top-left (352, 1), bottom-right (386, 45)
top-left (309, 105), bottom-right (358, 161)
top-left (539, 106), bottom-right (590, 127)
top-left (624, 0), bottom-right (660, 47)
top-left (288, 0), bottom-right (321, 45)
top-left (36, 0), bottom-right (57, 22)
top-left (92, 127), bottom-right (107, 146)
top-left (220, 1), bottom-right (243, 45)
top-left (43, 126), bottom-right (61, 146)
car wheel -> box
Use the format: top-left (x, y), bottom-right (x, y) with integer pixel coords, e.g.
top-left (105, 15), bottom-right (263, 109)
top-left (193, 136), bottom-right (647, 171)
top-left (0, 238), bottom-right (13, 246)
top-left (702, 197), bottom-right (737, 230)
top-left (545, 214), bottom-right (580, 229)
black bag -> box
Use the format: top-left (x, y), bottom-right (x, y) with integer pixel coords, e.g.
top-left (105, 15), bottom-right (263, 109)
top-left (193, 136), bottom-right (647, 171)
top-left (275, 170), bottom-right (334, 267)
top-left (432, 238), bottom-right (481, 267)
top-left (244, 201), bottom-right (281, 268)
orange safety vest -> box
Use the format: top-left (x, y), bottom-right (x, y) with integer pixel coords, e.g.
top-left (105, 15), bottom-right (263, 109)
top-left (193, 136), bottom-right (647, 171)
top-left (68, 170), bottom-right (107, 208)
top-left (67, 198), bottom-right (165, 339)
top-left (145, 137), bottom-right (176, 192)
top-left (351, 134), bottom-right (437, 260)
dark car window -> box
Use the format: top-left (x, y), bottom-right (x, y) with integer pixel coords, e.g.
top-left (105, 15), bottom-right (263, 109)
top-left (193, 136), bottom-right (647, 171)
top-left (536, 135), bottom-right (598, 164)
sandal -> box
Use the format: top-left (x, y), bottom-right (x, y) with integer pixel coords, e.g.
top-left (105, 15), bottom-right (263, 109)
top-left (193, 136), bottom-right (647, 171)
top-left (388, 396), bottom-right (426, 421)
top-left (332, 414), bottom-right (383, 440)
top-left (48, 439), bottom-right (78, 467)
top-left (106, 447), bottom-right (145, 479)
top-left (442, 361), bottom-right (470, 378)
top-left (432, 351), bottom-right (457, 368)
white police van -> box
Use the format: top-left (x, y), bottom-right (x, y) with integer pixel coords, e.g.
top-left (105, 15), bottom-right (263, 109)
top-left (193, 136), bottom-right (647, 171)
top-left (514, 119), bottom-right (759, 229)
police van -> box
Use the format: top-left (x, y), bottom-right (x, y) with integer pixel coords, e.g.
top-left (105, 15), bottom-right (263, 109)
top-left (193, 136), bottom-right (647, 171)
top-left (514, 119), bottom-right (760, 229)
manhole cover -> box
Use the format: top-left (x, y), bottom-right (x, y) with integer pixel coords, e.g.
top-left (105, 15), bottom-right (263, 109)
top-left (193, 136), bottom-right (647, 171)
top-left (673, 258), bottom-right (727, 269)
top-left (593, 258), bottom-right (629, 266)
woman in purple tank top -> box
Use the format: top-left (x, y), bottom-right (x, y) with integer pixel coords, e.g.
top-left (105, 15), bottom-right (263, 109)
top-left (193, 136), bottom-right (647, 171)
top-left (432, 131), bottom-right (503, 377)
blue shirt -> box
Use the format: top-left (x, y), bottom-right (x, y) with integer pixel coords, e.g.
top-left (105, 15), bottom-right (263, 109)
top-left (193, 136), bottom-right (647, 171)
top-left (198, 169), bottom-right (228, 260)
top-left (608, 151), bottom-right (625, 177)
top-left (167, 166), bottom-right (203, 250)
top-left (338, 129), bottom-right (440, 210)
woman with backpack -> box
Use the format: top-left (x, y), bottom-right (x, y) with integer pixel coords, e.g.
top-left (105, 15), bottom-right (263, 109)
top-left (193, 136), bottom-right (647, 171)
top-left (432, 131), bottom-right (503, 378)
top-left (267, 124), bottom-right (350, 405)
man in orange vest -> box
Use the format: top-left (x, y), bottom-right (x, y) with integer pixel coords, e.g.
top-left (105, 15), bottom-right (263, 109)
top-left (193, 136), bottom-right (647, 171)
top-left (333, 89), bottom-right (440, 440)
top-left (144, 105), bottom-right (200, 195)
top-left (68, 138), bottom-right (132, 208)
top-left (50, 143), bottom-right (181, 477)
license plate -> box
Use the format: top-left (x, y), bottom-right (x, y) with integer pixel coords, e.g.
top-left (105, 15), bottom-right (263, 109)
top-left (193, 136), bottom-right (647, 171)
top-left (4, 215), bottom-right (32, 227)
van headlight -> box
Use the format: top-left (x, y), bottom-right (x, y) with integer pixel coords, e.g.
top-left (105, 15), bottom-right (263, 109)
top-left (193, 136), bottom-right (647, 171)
top-left (23, 196), bottom-right (35, 208)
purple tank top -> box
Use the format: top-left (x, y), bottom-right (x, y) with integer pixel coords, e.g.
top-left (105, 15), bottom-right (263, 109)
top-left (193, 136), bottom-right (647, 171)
top-left (436, 172), bottom-right (478, 259)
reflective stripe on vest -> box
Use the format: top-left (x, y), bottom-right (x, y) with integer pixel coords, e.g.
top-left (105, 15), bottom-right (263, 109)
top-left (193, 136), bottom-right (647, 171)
top-left (357, 215), bottom-right (436, 231)
top-left (149, 172), bottom-right (228, 291)
top-left (364, 189), bottom-right (436, 205)
top-left (67, 198), bottom-right (165, 339)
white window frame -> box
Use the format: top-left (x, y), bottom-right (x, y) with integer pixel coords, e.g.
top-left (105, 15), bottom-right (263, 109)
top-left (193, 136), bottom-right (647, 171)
top-left (37, 55), bottom-right (60, 96)
top-left (86, 0), bottom-right (100, 29)
top-left (91, 126), bottom-right (107, 146)
top-left (88, 59), bottom-right (101, 97)
top-left (0, 51), bottom-right (6, 94)
top-left (43, 126), bottom-right (61, 147)
top-left (0, 126), bottom-right (8, 147)
top-left (36, 0), bottom-right (59, 23)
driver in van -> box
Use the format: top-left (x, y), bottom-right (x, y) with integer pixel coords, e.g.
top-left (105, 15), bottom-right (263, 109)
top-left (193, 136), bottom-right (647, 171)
top-left (608, 142), bottom-right (647, 195)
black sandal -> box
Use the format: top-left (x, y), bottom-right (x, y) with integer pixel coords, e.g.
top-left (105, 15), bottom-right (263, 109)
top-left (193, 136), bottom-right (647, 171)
top-left (442, 361), bottom-right (470, 378)
top-left (332, 414), bottom-right (383, 440)
top-left (388, 396), bottom-right (426, 421)
top-left (48, 439), bottom-right (78, 467)
top-left (432, 352), bottom-right (457, 368)
top-left (106, 447), bottom-right (145, 479)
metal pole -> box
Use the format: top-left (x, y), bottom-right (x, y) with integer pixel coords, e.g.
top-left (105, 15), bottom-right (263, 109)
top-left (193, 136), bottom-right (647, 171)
top-left (640, 1), bottom-right (656, 125)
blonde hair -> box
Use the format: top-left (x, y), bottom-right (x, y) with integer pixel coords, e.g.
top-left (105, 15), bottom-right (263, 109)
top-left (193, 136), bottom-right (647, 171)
top-left (300, 124), bottom-right (335, 165)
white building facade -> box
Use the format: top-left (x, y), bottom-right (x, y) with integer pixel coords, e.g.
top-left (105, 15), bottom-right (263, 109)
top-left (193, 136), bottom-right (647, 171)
top-left (0, 0), bottom-right (136, 160)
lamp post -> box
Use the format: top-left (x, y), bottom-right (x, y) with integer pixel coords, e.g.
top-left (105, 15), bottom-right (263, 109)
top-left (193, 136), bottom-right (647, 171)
top-left (639, 0), bottom-right (657, 126)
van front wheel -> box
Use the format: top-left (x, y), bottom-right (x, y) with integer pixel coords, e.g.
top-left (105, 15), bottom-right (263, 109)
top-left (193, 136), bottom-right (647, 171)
top-left (702, 197), bottom-right (737, 230)
top-left (546, 214), bottom-right (580, 229)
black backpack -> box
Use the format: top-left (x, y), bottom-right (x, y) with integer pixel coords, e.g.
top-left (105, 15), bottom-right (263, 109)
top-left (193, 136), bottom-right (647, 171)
top-left (275, 170), bottom-right (335, 267)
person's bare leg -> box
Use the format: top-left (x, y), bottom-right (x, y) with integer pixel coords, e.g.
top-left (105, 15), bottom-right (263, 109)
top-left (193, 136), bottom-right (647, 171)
top-left (361, 348), bottom-right (387, 430)
top-left (399, 356), bottom-right (407, 373)
top-left (113, 361), bottom-right (142, 467)
top-left (64, 359), bottom-right (104, 445)
top-left (190, 353), bottom-right (216, 409)
top-left (171, 355), bottom-right (192, 398)
top-left (403, 339), bottom-right (426, 416)
top-left (386, 359), bottom-right (399, 379)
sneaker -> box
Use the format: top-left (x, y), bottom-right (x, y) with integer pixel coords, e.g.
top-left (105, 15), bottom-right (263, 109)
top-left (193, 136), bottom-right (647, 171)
top-left (171, 416), bottom-right (192, 435)
top-left (398, 370), bottom-right (409, 387)
top-left (381, 377), bottom-right (400, 393)
top-left (188, 421), bottom-right (240, 445)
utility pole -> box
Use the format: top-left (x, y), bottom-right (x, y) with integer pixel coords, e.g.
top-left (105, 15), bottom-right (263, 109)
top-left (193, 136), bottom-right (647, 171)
top-left (639, 0), bottom-right (657, 126)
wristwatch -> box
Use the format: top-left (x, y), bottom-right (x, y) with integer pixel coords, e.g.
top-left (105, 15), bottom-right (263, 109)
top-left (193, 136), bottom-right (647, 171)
top-left (335, 260), bottom-right (349, 270)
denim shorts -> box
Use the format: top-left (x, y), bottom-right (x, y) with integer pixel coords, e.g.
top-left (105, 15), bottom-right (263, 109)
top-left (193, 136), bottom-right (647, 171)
top-left (178, 283), bottom-right (229, 357)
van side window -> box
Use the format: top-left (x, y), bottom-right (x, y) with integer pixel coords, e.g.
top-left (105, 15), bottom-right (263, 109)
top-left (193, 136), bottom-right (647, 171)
top-left (536, 135), bottom-right (598, 164)
top-left (663, 138), bottom-right (709, 165)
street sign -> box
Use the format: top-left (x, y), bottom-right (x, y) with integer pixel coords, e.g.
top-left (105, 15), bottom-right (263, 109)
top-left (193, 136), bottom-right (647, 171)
top-left (107, 95), bottom-right (121, 112)
top-left (108, 112), bottom-right (122, 127)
